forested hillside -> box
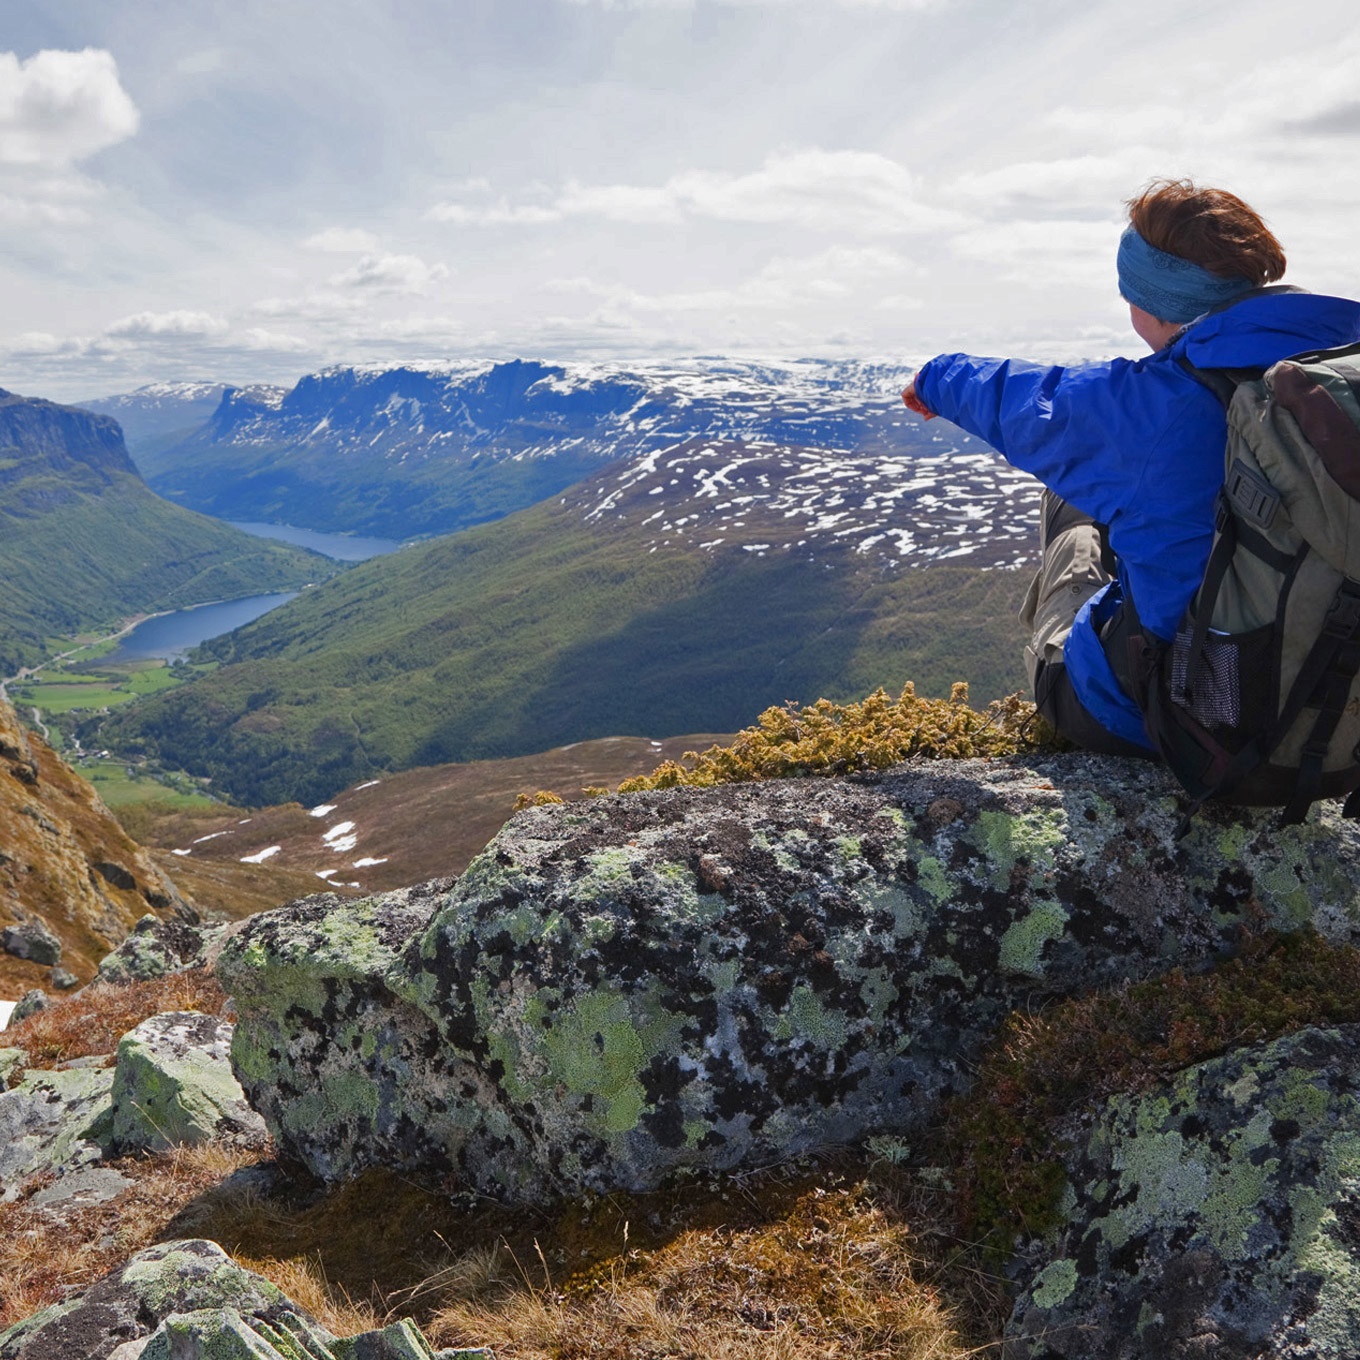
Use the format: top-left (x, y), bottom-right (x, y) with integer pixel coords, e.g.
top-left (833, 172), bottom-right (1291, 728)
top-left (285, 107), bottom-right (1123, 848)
top-left (101, 435), bottom-right (1034, 806)
top-left (0, 389), bottom-right (334, 673)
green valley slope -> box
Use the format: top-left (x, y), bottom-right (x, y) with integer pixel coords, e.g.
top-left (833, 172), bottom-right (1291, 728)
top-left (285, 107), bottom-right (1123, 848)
top-left (102, 436), bottom-right (1033, 807)
top-left (0, 389), bottom-right (335, 674)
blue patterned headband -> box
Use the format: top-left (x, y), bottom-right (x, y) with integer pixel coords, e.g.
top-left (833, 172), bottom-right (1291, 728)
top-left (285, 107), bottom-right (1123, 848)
top-left (1116, 226), bottom-right (1254, 325)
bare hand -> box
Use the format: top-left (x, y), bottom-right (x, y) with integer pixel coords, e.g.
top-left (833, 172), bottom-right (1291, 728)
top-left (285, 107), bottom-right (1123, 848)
top-left (901, 378), bottom-right (936, 420)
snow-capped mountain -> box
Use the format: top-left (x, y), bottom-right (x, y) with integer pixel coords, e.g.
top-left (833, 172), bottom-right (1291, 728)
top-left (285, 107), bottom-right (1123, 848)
top-left (78, 381), bottom-right (230, 452)
top-left (124, 357), bottom-right (1020, 541)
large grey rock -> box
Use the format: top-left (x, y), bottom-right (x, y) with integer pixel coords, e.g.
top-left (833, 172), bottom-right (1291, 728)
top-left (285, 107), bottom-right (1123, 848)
top-left (95, 915), bottom-right (230, 985)
top-left (1007, 1024), bottom-right (1360, 1359)
top-left (219, 755), bottom-right (1360, 1203)
top-left (109, 1011), bottom-right (266, 1153)
top-left (1, 919), bottom-right (61, 966)
top-left (0, 1238), bottom-right (488, 1360)
top-left (0, 1066), bottom-right (113, 1198)
top-left (26, 1165), bottom-right (132, 1213)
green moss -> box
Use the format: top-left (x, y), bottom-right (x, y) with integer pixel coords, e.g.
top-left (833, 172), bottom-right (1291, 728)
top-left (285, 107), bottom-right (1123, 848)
top-left (615, 683), bottom-right (1037, 795)
top-left (998, 900), bottom-right (1069, 978)
top-left (1030, 1257), bottom-right (1078, 1309)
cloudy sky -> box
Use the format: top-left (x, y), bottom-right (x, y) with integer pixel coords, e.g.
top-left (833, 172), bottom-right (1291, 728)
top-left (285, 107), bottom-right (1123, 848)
top-left (2, 0), bottom-right (1358, 399)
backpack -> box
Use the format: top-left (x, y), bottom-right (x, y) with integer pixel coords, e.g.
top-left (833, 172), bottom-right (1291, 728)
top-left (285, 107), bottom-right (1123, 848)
top-left (1129, 339), bottom-right (1360, 826)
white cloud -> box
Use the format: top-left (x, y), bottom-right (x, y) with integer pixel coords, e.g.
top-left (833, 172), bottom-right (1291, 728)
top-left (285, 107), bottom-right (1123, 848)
top-left (563, 0), bottom-right (945, 8)
top-left (238, 327), bottom-right (312, 352)
top-left (0, 185), bottom-right (94, 226)
top-left (304, 226), bottom-right (381, 253)
top-left (0, 48), bottom-right (139, 166)
top-left (945, 152), bottom-right (1167, 220)
top-left (328, 252), bottom-right (450, 294)
top-left (545, 246), bottom-right (922, 334)
top-left (8, 331), bottom-right (76, 357)
top-left (428, 199), bottom-right (561, 226)
top-left (253, 291), bottom-right (366, 320)
top-left (104, 310), bottom-right (229, 339)
top-left (175, 48), bottom-right (227, 77)
top-left (431, 149), bottom-right (965, 235)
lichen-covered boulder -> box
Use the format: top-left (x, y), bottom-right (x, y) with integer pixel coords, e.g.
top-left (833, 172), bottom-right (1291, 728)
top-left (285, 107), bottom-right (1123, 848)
top-left (1008, 1024), bottom-right (1360, 1358)
top-left (219, 755), bottom-right (1360, 1203)
top-left (95, 915), bottom-right (231, 985)
top-left (109, 1012), bottom-right (266, 1153)
top-left (137, 1311), bottom-right (487, 1360)
top-left (0, 1066), bottom-right (113, 1198)
top-left (10, 990), bottom-right (47, 1024)
top-left (0, 1238), bottom-right (488, 1360)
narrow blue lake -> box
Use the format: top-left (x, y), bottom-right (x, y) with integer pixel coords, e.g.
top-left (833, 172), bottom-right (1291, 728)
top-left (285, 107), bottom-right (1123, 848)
top-left (228, 521), bottom-right (404, 561)
top-left (103, 593), bottom-right (300, 663)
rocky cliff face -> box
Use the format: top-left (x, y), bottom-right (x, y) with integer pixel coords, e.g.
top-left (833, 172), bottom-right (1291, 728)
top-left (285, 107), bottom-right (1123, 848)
top-left (218, 754), bottom-right (1360, 1202)
top-left (0, 389), bottom-right (138, 510)
top-left (0, 694), bottom-right (193, 995)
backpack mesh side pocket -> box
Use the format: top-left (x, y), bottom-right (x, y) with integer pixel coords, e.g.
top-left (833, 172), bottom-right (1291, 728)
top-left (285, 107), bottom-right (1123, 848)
top-left (1170, 625), bottom-right (1239, 728)
top-left (1168, 621), bottom-right (1277, 734)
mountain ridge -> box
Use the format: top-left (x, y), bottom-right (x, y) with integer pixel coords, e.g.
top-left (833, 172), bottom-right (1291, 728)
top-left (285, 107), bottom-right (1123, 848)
top-left (134, 356), bottom-right (983, 538)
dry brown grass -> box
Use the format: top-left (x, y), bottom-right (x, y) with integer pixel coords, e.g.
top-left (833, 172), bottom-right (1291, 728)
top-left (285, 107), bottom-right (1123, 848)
top-left (179, 1158), bottom-right (1004, 1360)
top-left (2, 969), bottom-right (228, 1074)
top-left (427, 1183), bottom-right (974, 1359)
top-left (0, 1138), bottom-right (1006, 1356)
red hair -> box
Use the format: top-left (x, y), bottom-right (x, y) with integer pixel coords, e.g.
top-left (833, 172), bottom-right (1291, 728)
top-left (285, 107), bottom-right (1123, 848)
top-left (1126, 178), bottom-right (1286, 284)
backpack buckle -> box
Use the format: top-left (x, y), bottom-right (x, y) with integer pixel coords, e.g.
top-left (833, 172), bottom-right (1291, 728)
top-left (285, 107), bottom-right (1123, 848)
top-left (1323, 588), bottom-right (1360, 640)
top-left (1224, 459), bottom-right (1281, 530)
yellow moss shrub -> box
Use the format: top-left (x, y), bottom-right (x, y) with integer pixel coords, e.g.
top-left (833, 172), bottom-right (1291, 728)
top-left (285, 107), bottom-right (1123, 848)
top-left (514, 683), bottom-right (1038, 808)
top-left (616, 683), bottom-right (1037, 794)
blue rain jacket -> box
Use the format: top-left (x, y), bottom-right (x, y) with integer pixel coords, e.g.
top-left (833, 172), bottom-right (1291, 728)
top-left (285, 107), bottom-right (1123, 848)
top-left (914, 290), bottom-right (1360, 748)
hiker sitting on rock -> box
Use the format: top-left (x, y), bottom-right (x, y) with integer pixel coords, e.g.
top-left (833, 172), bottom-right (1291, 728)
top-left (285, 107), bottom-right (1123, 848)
top-left (903, 178), bottom-right (1360, 759)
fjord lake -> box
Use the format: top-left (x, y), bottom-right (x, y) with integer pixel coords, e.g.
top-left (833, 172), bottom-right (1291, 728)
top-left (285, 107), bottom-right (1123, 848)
top-left (102, 592), bottom-right (303, 663)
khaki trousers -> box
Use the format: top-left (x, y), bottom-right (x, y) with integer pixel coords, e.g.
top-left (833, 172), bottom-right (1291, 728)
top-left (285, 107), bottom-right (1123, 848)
top-left (1019, 491), bottom-right (1154, 758)
top-left (1019, 490), bottom-right (1112, 693)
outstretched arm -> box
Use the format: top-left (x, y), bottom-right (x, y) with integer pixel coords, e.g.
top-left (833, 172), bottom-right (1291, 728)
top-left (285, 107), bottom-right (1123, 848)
top-left (911, 351), bottom-right (1153, 526)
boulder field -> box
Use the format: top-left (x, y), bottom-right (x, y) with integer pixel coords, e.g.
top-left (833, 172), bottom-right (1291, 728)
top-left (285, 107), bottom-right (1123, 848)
top-left (218, 754), bottom-right (1360, 1204)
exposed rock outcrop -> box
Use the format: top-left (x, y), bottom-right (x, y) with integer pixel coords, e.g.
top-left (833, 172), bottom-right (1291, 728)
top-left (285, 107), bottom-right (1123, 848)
top-left (219, 755), bottom-right (1360, 1203)
top-left (0, 694), bottom-right (194, 993)
top-left (1007, 1024), bottom-right (1360, 1358)
top-left (0, 1011), bottom-right (261, 1196)
top-left (0, 1239), bottom-right (488, 1360)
